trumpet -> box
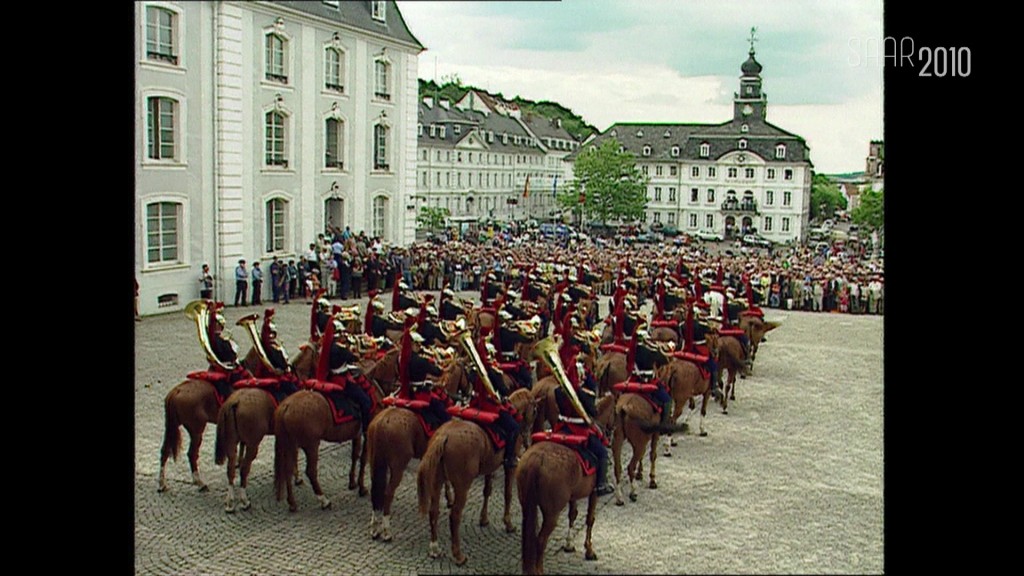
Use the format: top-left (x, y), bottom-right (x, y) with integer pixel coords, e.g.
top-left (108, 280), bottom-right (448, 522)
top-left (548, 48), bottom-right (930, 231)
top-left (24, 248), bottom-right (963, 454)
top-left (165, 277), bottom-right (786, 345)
top-left (533, 336), bottom-right (591, 426)
top-left (236, 313), bottom-right (282, 375)
top-left (454, 328), bottom-right (499, 401)
top-left (184, 299), bottom-right (234, 371)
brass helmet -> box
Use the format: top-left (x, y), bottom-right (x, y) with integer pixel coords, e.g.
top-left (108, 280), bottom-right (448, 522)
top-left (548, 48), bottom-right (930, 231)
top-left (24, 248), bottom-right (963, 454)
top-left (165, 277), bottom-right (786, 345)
top-left (317, 298), bottom-right (332, 312)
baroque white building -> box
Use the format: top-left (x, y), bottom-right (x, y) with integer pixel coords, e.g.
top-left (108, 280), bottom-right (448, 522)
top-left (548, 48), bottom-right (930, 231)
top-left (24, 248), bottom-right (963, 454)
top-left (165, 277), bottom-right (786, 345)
top-left (569, 46), bottom-right (813, 243)
top-left (414, 90), bottom-right (580, 224)
top-left (135, 0), bottom-right (422, 315)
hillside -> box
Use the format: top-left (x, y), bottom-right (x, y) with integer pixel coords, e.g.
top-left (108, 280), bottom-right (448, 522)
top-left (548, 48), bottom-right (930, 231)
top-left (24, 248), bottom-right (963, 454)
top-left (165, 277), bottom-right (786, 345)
top-left (418, 78), bottom-right (598, 142)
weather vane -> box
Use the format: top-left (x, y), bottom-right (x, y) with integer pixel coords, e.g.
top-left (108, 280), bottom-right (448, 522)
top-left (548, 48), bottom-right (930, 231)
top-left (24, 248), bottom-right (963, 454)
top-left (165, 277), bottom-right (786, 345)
top-left (748, 26), bottom-right (758, 54)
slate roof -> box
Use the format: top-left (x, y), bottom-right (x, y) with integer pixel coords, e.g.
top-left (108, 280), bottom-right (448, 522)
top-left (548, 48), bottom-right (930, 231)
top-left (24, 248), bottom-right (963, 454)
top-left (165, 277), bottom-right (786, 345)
top-left (275, 1), bottom-right (423, 50)
top-left (418, 101), bottom-right (544, 154)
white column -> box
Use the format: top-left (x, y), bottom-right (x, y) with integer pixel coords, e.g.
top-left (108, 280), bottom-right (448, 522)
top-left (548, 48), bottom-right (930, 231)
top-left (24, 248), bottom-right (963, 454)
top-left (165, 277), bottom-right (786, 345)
top-left (300, 23), bottom-right (317, 251)
top-left (352, 39), bottom-right (368, 236)
top-left (400, 50), bottom-right (419, 245)
top-left (215, 2), bottom-right (246, 281)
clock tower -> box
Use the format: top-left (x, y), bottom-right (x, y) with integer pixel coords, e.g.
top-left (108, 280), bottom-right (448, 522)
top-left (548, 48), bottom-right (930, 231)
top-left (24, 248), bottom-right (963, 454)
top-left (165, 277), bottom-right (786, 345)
top-left (734, 27), bottom-right (767, 122)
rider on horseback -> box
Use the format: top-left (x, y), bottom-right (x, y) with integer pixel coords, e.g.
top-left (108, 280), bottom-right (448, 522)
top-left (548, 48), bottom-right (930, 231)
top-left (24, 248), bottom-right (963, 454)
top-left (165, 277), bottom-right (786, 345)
top-left (400, 324), bottom-right (453, 430)
top-left (322, 316), bottom-right (375, 432)
top-left (689, 303), bottom-right (724, 401)
top-left (369, 299), bottom-right (403, 347)
top-left (627, 326), bottom-right (674, 432)
top-left (553, 313), bottom-right (615, 497)
top-left (475, 339), bottom-right (522, 470)
top-left (206, 301), bottom-right (250, 384)
top-left (439, 287), bottom-right (463, 322)
top-left (310, 290), bottom-right (331, 342)
top-left (258, 309), bottom-right (302, 395)
top-left (495, 308), bottom-right (533, 391)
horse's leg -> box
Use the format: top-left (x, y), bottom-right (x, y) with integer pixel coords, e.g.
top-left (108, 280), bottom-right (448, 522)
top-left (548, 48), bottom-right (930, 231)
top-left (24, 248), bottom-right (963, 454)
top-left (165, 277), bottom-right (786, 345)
top-left (613, 424), bottom-right (625, 506)
top-left (449, 480), bottom-right (470, 566)
top-left (647, 434), bottom-right (658, 489)
top-left (357, 430), bottom-right (369, 497)
top-left (536, 505), bottom-right (560, 575)
top-left (304, 442), bottom-right (331, 510)
top-left (584, 492), bottom-right (598, 560)
top-left (503, 466), bottom-right (515, 533)
top-left (445, 480), bottom-right (454, 510)
top-left (720, 368), bottom-right (731, 415)
top-left (185, 422), bottom-right (209, 492)
top-left (224, 441), bottom-right (239, 513)
top-left (479, 473), bottom-right (492, 527)
top-left (348, 432), bottom-right (360, 491)
top-left (699, 392), bottom-right (709, 437)
top-left (729, 365), bottom-right (737, 400)
top-left (380, 456), bottom-right (408, 541)
top-left (563, 500), bottom-right (579, 553)
top-left (428, 474), bottom-right (443, 559)
top-left (627, 439), bottom-right (639, 502)
top-left (238, 441), bottom-right (257, 511)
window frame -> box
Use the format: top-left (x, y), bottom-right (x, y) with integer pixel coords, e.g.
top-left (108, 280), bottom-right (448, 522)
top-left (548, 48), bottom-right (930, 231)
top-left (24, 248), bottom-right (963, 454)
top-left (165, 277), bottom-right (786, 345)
top-left (141, 195), bottom-right (188, 271)
top-left (373, 57), bottom-right (391, 101)
top-left (142, 89), bottom-right (186, 167)
top-left (776, 144), bottom-right (787, 159)
top-left (265, 110), bottom-right (289, 168)
top-left (699, 143), bottom-right (710, 158)
top-left (144, 4), bottom-right (179, 66)
top-left (373, 122), bottom-right (391, 172)
top-left (265, 32), bottom-right (289, 84)
top-left (324, 116), bottom-right (345, 170)
top-left (371, 1), bottom-right (387, 22)
top-left (372, 195), bottom-right (389, 239)
top-left (324, 45), bottom-right (346, 94)
top-left (265, 197), bottom-right (289, 254)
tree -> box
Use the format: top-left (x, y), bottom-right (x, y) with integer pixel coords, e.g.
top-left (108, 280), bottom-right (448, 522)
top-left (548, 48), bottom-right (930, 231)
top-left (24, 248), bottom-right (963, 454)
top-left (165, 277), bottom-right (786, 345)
top-left (810, 173), bottom-right (847, 221)
top-left (416, 206), bottom-right (450, 231)
top-left (853, 187), bottom-right (884, 230)
top-left (558, 138), bottom-right (648, 227)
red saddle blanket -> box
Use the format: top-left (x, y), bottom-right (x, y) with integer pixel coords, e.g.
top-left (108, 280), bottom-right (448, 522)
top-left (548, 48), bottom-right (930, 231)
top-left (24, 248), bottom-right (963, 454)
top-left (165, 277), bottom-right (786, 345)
top-left (303, 380), bottom-right (356, 425)
top-left (718, 328), bottom-right (746, 338)
top-left (599, 343), bottom-right (629, 355)
top-left (187, 371), bottom-right (233, 408)
top-left (234, 378), bottom-right (284, 409)
top-left (477, 307), bottom-right (496, 316)
top-left (530, 431), bottom-right (596, 476)
top-left (671, 351), bottom-right (711, 380)
top-left (740, 308), bottom-right (764, 318)
top-left (447, 406), bottom-right (505, 449)
top-left (650, 320), bottom-right (678, 329)
top-left (382, 396), bottom-right (437, 437)
top-left (498, 362), bottom-right (520, 373)
top-left (612, 381), bottom-right (662, 413)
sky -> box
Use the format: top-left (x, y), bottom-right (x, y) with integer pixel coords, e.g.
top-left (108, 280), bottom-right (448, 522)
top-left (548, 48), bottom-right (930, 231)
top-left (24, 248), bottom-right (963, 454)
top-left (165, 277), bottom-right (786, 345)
top-left (396, 0), bottom-right (883, 175)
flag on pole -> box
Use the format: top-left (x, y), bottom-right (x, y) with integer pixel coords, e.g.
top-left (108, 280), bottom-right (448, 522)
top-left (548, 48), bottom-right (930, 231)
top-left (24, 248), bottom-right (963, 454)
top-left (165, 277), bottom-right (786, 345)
top-left (523, 174), bottom-right (530, 199)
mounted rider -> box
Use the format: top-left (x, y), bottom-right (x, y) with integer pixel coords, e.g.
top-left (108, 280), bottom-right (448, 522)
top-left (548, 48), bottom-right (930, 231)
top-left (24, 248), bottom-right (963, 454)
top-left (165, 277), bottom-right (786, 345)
top-left (470, 337), bottom-right (522, 470)
top-left (494, 306), bottom-right (534, 391)
top-left (397, 314), bottom-right (453, 431)
top-left (316, 309), bottom-right (375, 432)
top-left (204, 300), bottom-right (251, 385)
top-left (625, 324), bottom-right (674, 432)
top-left (439, 286), bottom-right (463, 322)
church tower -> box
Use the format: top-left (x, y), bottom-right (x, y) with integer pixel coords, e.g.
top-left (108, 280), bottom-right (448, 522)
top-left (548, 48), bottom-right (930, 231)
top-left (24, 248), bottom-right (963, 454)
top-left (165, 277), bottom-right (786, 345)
top-left (734, 27), bottom-right (768, 122)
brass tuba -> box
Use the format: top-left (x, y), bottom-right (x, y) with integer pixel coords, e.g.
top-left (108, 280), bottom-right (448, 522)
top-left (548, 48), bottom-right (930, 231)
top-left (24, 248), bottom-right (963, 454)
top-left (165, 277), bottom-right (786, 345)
top-left (184, 299), bottom-right (234, 371)
top-left (236, 313), bottom-right (281, 375)
top-left (533, 336), bottom-right (591, 426)
top-left (454, 327), bottom-right (498, 401)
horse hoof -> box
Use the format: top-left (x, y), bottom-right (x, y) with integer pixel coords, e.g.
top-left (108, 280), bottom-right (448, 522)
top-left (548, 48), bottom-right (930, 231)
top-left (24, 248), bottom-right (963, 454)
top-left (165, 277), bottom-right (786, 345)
top-left (381, 533), bottom-right (393, 543)
top-left (289, 505), bottom-right (298, 513)
top-left (662, 451), bottom-right (672, 457)
top-left (198, 484), bottom-right (210, 493)
top-left (700, 431), bottom-right (708, 437)
top-left (240, 500), bottom-right (252, 511)
top-left (505, 522), bottom-right (516, 534)
top-left (629, 493), bottom-right (637, 502)
top-left (634, 472), bottom-right (642, 481)
top-left (479, 518), bottom-right (489, 528)
top-left (295, 478), bottom-right (303, 486)
top-left (722, 410), bottom-right (729, 415)
top-left (348, 481), bottom-right (357, 491)
top-left (157, 485), bottom-right (168, 494)
top-left (321, 501), bottom-right (332, 510)
top-left (669, 438), bottom-right (678, 447)
top-left (615, 499), bottom-right (624, 506)
top-left (359, 487), bottom-right (368, 497)
top-left (453, 554), bottom-right (468, 566)
top-left (586, 550), bottom-right (598, 561)
top-left (562, 545), bottom-right (575, 553)
top-left (649, 480), bottom-right (657, 489)
top-left (224, 505), bottom-right (236, 514)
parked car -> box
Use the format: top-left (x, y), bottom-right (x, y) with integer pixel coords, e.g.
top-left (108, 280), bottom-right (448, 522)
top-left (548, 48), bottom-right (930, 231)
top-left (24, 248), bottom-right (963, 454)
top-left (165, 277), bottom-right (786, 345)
top-left (742, 234), bottom-right (772, 248)
top-left (696, 229), bottom-right (723, 242)
top-left (660, 225), bottom-right (680, 237)
top-left (635, 232), bottom-right (663, 244)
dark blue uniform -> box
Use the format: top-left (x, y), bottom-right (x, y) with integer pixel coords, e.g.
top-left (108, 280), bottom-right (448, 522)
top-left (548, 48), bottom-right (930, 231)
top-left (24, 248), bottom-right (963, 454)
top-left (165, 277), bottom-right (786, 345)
top-left (497, 325), bottom-right (533, 390)
top-left (408, 351), bottom-right (450, 429)
top-left (329, 341), bottom-right (374, 430)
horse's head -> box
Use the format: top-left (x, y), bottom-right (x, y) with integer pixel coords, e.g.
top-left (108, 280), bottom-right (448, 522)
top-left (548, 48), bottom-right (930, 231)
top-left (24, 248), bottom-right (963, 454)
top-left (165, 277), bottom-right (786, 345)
top-left (241, 347), bottom-right (262, 375)
top-left (594, 393), bottom-right (616, 437)
top-left (440, 361), bottom-right (473, 402)
top-left (290, 343), bottom-right (320, 381)
top-left (365, 347), bottom-right (400, 395)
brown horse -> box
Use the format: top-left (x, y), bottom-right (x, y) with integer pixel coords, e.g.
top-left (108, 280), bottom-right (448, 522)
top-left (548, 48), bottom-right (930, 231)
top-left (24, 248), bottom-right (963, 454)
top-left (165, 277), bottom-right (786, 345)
top-left (158, 347), bottom-right (260, 493)
top-left (738, 314), bottom-right (780, 364)
top-left (364, 346), bottom-right (401, 391)
top-left (366, 363), bottom-right (463, 542)
top-left (657, 359), bottom-right (713, 457)
top-left (517, 438), bottom-right (602, 574)
top-left (593, 351), bottom-right (627, 396)
top-left (610, 390), bottom-right (664, 505)
top-left (213, 344), bottom-right (319, 513)
top-left (707, 332), bottom-right (746, 414)
top-left (416, 388), bottom-right (536, 565)
top-left (272, 379), bottom-right (386, 512)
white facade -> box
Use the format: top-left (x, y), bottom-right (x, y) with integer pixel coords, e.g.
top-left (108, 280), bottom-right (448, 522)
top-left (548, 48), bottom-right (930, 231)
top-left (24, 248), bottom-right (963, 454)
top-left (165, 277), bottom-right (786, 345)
top-left (135, 1), bottom-right (423, 315)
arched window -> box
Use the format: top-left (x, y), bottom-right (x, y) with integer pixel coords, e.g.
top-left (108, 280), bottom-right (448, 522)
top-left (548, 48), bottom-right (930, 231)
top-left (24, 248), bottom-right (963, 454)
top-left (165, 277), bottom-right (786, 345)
top-left (147, 96), bottom-right (177, 160)
top-left (145, 201), bottom-right (181, 264)
top-left (266, 111), bottom-right (287, 167)
top-left (373, 124), bottom-right (389, 171)
top-left (372, 196), bottom-right (388, 239)
top-left (642, 145), bottom-right (651, 157)
top-left (145, 5), bottom-right (178, 65)
top-left (325, 47), bottom-right (344, 92)
top-left (266, 33), bottom-right (288, 83)
top-left (266, 198), bottom-right (288, 253)
top-left (325, 118), bottom-right (344, 169)
top-left (374, 59), bottom-right (390, 100)
top-left (738, 138), bottom-right (748, 150)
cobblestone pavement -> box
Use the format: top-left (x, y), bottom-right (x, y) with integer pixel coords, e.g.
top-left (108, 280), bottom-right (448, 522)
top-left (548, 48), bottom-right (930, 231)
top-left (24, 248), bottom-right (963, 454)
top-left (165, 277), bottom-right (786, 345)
top-left (135, 292), bottom-right (883, 574)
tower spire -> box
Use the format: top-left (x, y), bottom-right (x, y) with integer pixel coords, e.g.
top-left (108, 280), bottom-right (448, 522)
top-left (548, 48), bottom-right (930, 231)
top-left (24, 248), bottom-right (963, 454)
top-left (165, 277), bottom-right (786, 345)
top-left (748, 26), bottom-right (758, 55)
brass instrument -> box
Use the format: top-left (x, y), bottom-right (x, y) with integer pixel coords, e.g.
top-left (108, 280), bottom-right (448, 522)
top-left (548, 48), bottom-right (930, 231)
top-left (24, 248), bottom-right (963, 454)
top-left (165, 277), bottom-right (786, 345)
top-left (184, 299), bottom-right (234, 371)
top-left (532, 336), bottom-right (591, 426)
top-left (511, 317), bottom-right (541, 340)
top-left (336, 304), bottom-right (361, 322)
top-left (439, 317), bottom-right (469, 340)
top-left (453, 327), bottom-right (498, 401)
top-left (236, 313), bottom-right (281, 375)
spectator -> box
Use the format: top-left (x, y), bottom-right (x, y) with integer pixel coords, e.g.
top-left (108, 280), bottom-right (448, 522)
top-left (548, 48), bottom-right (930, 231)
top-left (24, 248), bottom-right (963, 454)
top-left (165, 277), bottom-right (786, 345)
top-left (251, 261), bottom-right (264, 305)
top-left (269, 259), bottom-right (282, 303)
top-left (288, 259), bottom-right (299, 300)
top-left (352, 256), bottom-right (364, 298)
top-left (234, 260), bottom-right (248, 307)
top-left (199, 263), bottom-right (214, 300)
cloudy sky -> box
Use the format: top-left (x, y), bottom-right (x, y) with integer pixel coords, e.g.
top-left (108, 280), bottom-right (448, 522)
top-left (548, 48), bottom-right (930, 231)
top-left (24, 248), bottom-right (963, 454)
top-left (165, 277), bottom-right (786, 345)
top-left (397, 0), bottom-right (883, 174)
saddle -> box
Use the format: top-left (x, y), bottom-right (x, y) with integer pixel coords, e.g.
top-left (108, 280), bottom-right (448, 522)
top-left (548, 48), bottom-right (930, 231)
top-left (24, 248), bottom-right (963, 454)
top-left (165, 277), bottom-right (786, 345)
top-left (611, 379), bottom-right (662, 414)
top-left (650, 319), bottom-right (678, 329)
top-left (599, 343), bottom-right (629, 355)
top-left (447, 406), bottom-right (505, 449)
top-left (303, 380), bottom-right (357, 425)
top-left (233, 377), bottom-right (294, 409)
top-left (382, 394), bottom-right (438, 437)
top-left (530, 429), bottom-right (597, 476)
top-left (718, 327), bottom-right (746, 338)
top-left (740, 307), bottom-right (764, 318)
top-left (187, 370), bottom-right (234, 408)
top-left (671, 351), bottom-right (711, 380)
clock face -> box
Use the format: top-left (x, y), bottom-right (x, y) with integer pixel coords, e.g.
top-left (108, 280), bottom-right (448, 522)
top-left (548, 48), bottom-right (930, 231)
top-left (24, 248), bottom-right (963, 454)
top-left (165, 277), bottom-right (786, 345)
top-left (742, 104), bottom-right (754, 116)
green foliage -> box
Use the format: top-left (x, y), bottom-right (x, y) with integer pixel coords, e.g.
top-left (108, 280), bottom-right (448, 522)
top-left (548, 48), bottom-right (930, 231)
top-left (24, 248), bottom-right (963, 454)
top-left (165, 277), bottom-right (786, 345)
top-left (557, 138), bottom-right (648, 226)
top-left (416, 206), bottom-right (450, 231)
top-left (852, 187), bottom-right (884, 230)
top-left (810, 173), bottom-right (847, 220)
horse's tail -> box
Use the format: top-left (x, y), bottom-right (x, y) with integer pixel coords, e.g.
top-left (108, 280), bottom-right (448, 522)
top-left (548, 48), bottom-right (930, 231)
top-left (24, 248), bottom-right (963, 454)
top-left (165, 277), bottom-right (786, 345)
top-left (417, 433), bottom-right (447, 516)
top-left (369, 423), bottom-right (387, 512)
top-left (273, 402), bottom-right (296, 502)
top-left (160, 389), bottom-right (182, 463)
top-left (518, 453), bottom-right (542, 575)
top-left (214, 397), bottom-right (238, 465)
